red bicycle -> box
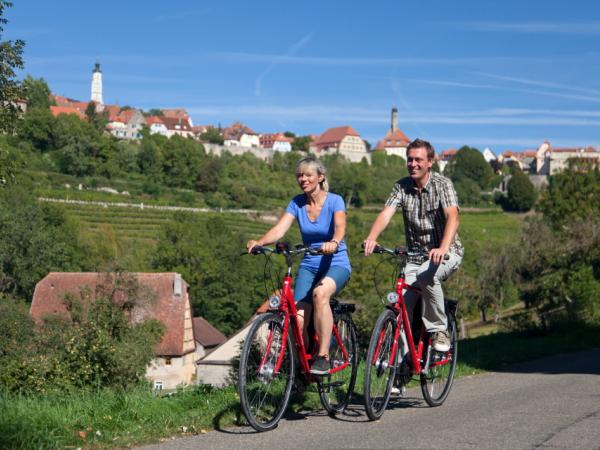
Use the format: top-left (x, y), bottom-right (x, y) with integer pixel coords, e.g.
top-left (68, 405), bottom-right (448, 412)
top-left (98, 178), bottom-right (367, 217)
top-left (238, 243), bottom-right (358, 432)
top-left (363, 245), bottom-right (458, 420)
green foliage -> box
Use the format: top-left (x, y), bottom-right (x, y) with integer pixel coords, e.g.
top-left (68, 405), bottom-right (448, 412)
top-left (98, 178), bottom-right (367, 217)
top-left (0, 273), bottom-right (165, 394)
top-left (0, 143), bottom-right (15, 186)
top-left (0, 186), bottom-right (82, 299)
top-left (22, 75), bottom-right (53, 109)
top-left (538, 163), bottom-right (600, 228)
top-left (199, 127), bottom-right (224, 144)
top-left (445, 146), bottom-right (495, 191)
top-left (291, 135), bottom-right (311, 152)
top-left (454, 178), bottom-right (481, 206)
top-left (0, 1), bottom-right (25, 133)
top-left (503, 169), bottom-right (536, 212)
top-left (518, 216), bottom-right (600, 323)
top-left (150, 213), bottom-right (266, 335)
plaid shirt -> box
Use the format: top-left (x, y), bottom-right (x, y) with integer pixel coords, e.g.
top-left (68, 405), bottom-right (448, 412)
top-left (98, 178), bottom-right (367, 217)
top-left (385, 171), bottom-right (464, 264)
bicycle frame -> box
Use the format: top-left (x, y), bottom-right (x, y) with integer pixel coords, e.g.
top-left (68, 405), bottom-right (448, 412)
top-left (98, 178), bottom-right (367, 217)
top-left (256, 248), bottom-right (350, 379)
top-left (372, 265), bottom-right (448, 376)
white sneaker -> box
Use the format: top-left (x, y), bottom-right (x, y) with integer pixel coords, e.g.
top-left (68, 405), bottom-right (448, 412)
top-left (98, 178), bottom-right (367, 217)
top-left (390, 385), bottom-right (406, 397)
top-left (432, 330), bottom-right (450, 352)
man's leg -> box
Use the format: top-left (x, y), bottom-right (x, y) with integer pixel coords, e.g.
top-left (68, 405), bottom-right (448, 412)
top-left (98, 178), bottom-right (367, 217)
top-left (415, 253), bottom-right (462, 333)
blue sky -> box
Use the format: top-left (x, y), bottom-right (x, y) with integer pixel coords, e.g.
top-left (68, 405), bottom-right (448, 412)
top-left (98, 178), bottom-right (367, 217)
top-left (5, 0), bottom-right (600, 151)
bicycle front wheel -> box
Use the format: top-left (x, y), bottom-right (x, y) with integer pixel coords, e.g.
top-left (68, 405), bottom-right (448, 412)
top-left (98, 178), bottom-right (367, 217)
top-left (363, 309), bottom-right (398, 420)
top-left (319, 314), bottom-right (358, 415)
top-left (420, 313), bottom-right (458, 407)
top-left (238, 312), bottom-right (294, 431)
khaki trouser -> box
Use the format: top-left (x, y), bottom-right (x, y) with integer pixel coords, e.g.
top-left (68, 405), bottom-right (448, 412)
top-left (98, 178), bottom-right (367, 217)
top-left (403, 253), bottom-right (462, 333)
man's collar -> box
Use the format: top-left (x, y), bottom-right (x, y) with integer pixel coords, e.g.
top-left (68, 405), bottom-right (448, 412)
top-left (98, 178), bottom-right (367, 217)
top-left (409, 171), bottom-right (433, 193)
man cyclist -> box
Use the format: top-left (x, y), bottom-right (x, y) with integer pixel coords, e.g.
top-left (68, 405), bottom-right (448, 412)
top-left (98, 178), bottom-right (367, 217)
top-left (363, 138), bottom-right (463, 352)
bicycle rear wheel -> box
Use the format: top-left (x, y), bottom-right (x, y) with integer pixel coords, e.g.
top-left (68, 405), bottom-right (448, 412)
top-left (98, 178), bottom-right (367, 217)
top-left (363, 309), bottom-right (397, 420)
top-left (238, 312), bottom-right (294, 431)
top-left (319, 314), bottom-right (358, 415)
top-left (420, 313), bottom-right (458, 407)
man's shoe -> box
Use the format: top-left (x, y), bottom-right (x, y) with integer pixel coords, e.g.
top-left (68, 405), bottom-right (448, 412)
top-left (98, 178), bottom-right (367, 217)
top-left (432, 330), bottom-right (451, 352)
top-left (390, 385), bottom-right (406, 397)
top-left (310, 355), bottom-right (330, 375)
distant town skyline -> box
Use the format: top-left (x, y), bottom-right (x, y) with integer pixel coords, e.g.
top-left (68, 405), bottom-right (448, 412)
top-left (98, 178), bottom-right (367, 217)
top-left (6, 0), bottom-right (600, 151)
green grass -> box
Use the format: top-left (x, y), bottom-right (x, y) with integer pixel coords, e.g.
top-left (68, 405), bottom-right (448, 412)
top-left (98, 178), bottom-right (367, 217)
top-left (2, 322), bottom-right (599, 450)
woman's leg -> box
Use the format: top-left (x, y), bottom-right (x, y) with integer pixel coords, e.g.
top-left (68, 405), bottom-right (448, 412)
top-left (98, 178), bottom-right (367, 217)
top-left (296, 302), bottom-right (313, 349)
top-left (312, 277), bottom-right (337, 357)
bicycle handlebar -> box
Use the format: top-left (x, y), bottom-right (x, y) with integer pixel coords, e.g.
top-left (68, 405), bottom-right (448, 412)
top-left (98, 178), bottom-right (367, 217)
top-left (362, 243), bottom-right (449, 260)
top-left (243, 243), bottom-right (325, 257)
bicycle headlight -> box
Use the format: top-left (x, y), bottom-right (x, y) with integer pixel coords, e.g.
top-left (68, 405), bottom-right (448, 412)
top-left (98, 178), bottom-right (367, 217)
top-left (268, 295), bottom-right (281, 309)
top-left (387, 292), bottom-right (399, 304)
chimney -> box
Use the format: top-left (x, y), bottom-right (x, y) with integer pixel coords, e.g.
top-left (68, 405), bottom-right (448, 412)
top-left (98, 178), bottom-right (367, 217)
top-left (391, 107), bottom-right (398, 132)
top-left (174, 274), bottom-right (183, 298)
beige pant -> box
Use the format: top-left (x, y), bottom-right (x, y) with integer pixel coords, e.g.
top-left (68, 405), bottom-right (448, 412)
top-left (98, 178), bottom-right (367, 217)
top-left (403, 253), bottom-right (462, 333)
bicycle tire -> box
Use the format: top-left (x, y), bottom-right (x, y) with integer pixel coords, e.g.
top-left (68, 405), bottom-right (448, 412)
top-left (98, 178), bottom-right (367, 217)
top-left (319, 314), bottom-right (358, 416)
top-left (238, 312), bottom-right (294, 431)
top-left (363, 309), bottom-right (398, 420)
top-left (420, 313), bottom-right (458, 407)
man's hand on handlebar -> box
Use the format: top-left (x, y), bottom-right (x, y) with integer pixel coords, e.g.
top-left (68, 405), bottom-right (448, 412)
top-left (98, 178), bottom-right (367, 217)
top-left (428, 247), bottom-right (448, 265)
top-left (362, 238), bottom-right (379, 256)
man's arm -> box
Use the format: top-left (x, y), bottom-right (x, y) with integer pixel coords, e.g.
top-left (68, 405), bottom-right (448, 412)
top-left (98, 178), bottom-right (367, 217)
top-left (363, 205), bottom-right (396, 256)
top-left (429, 205), bottom-right (459, 264)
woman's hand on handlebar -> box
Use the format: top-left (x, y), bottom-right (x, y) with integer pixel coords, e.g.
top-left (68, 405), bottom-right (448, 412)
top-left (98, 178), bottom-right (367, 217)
top-left (362, 238), bottom-right (379, 256)
top-left (246, 239), bottom-right (262, 254)
top-left (320, 240), bottom-right (338, 255)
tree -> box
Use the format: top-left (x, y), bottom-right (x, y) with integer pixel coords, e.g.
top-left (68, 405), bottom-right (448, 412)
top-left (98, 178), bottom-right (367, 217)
top-left (538, 163), bottom-right (600, 228)
top-left (199, 127), bottom-right (224, 145)
top-left (22, 75), bottom-right (53, 109)
top-left (145, 108), bottom-right (164, 117)
top-left (0, 1), bottom-right (25, 133)
top-left (503, 169), bottom-right (536, 212)
top-left (283, 131), bottom-right (295, 138)
top-left (291, 135), bottom-right (312, 152)
top-left (444, 146), bottom-right (495, 190)
top-left (0, 145), bottom-right (15, 186)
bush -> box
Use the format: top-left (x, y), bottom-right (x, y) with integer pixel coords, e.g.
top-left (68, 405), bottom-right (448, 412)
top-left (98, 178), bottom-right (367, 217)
top-left (0, 273), bottom-right (165, 394)
top-left (503, 170), bottom-right (536, 212)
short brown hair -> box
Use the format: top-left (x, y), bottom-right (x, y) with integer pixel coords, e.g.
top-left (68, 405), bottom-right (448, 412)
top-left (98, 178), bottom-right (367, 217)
top-left (406, 138), bottom-right (435, 161)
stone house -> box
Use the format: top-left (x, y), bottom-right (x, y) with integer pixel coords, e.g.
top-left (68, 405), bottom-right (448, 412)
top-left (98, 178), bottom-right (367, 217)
top-left (30, 272), bottom-right (206, 390)
top-left (311, 125), bottom-right (369, 163)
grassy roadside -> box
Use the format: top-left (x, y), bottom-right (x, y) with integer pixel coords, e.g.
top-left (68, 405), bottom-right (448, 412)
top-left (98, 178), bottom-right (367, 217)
top-left (2, 322), bottom-right (599, 450)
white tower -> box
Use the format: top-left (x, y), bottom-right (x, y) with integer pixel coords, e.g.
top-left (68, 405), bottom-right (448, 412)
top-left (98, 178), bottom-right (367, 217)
top-left (91, 60), bottom-right (103, 105)
top-left (391, 107), bottom-right (398, 132)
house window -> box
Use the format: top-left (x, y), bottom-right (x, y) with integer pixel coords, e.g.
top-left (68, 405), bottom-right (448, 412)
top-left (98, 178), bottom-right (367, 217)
top-left (165, 357), bottom-right (172, 365)
top-left (153, 381), bottom-right (163, 391)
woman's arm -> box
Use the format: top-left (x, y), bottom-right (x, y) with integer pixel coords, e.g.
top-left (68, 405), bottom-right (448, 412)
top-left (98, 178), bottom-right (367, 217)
top-left (246, 212), bottom-right (295, 252)
top-left (321, 210), bottom-right (346, 254)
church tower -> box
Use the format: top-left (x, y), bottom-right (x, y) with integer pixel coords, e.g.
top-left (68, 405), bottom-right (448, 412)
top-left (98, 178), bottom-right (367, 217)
top-left (91, 60), bottom-right (103, 105)
top-left (391, 107), bottom-right (398, 132)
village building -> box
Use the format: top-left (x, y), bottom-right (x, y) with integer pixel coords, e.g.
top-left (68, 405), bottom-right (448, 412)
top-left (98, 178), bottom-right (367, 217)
top-left (160, 116), bottom-right (194, 138)
top-left (534, 141), bottom-right (600, 175)
top-left (259, 133), bottom-right (293, 152)
top-left (145, 116), bottom-right (168, 136)
top-left (29, 272), bottom-right (216, 390)
top-left (223, 122), bottom-right (260, 147)
top-left (311, 125), bottom-right (368, 163)
top-left (49, 105), bottom-right (86, 120)
top-left (374, 108), bottom-right (411, 159)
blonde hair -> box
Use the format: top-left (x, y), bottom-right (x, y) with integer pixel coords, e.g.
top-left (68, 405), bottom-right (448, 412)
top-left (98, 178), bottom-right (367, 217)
top-left (296, 156), bottom-right (329, 192)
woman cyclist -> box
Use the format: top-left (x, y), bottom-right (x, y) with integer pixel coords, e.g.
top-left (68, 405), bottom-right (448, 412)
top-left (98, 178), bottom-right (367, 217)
top-left (246, 156), bottom-right (351, 375)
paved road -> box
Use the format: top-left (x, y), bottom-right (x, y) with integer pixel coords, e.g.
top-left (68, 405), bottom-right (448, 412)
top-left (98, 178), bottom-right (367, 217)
top-left (140, 349), bottom-right (600, 449)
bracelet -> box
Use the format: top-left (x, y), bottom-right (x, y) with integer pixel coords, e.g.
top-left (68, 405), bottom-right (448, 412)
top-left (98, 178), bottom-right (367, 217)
top-left (330, 239), bottom-right (340, 247)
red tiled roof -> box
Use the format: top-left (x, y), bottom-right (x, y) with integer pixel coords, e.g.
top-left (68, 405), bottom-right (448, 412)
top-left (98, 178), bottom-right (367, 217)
top-left (192, 316), bottom-right (226, 348)
top-left (49, 106), bottom-right (85, 120)
top-left (223, 122), bottom-right (257, 140)
top-left (161, 109), bottom-right (190, 120)
top-left (146, 116), bottom-right (164, 126)
top-left (375, 128), bottom-right (410, 150)
top-left (161, 116), bottom-right (193, 131)
top-left (315, 126), bottom-right (360, 147)
top-left (30, 272), bottom-right (195, 357)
